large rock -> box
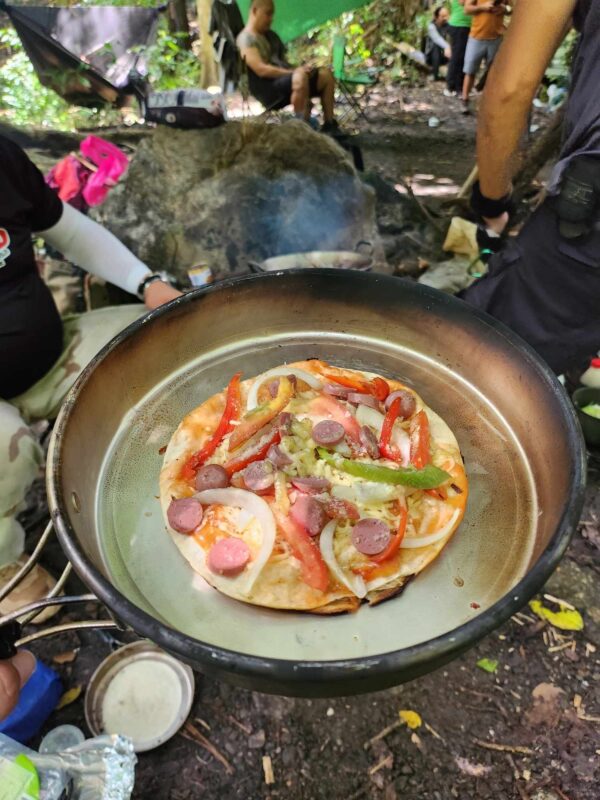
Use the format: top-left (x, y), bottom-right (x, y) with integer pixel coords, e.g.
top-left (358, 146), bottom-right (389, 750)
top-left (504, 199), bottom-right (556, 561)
top-left (92, 121), bottom-right (382, 281)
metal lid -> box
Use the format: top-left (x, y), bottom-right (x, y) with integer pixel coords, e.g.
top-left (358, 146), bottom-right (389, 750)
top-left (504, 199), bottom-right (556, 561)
top-left (84, 640), bottom-right (195, 752)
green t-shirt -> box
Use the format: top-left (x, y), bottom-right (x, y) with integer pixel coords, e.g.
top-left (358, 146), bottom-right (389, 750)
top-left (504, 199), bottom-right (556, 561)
top-left (449, 0), bottom-right (472, 27)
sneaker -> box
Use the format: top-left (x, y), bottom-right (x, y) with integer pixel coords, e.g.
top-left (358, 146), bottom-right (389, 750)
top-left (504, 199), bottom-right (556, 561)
top-left (0, 556), bottom-right (60, 623)
top-left (461, 99), bottom-right (471, 115)
top-left (443, 89), bottom-right (457, 98)
top-left (321, 119), bottom-right (341, 135)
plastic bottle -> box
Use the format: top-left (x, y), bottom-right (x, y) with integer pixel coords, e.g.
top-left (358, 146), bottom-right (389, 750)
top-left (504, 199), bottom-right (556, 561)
top-left (580, 357), bottom-right (600, 388)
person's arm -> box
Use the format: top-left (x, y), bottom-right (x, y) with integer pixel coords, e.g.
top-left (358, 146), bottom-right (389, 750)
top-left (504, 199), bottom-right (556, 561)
top-left (40, 202), bottom-right (181, 309)
top-left (240, 45), bottom-right (292, 78)
top-left (476, 0), bottom-right (576, 224)
top-left (427, 21), bottom-right (450, 50)
top-left (465, 1), bottom-right (495, 13)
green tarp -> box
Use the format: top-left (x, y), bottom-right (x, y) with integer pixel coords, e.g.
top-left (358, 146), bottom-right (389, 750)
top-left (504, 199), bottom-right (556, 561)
top-left (237, 0), bottom-right (368, 43)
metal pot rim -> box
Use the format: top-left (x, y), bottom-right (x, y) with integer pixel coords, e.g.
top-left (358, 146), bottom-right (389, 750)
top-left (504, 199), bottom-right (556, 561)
top-left (47, 270), bottom-right (586, 694)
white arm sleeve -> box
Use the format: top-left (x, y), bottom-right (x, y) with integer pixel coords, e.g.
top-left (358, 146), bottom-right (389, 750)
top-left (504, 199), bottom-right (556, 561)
top-left (40, 201), bottom-right (151, 297)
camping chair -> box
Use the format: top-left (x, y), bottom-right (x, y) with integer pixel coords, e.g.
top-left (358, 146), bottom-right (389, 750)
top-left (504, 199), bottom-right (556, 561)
top-left (331, 35), bottom-right (378, 123)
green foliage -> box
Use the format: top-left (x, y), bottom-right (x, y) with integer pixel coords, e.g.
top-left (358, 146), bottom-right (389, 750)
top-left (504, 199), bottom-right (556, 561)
top-left (143, 23), bottom-right (201, 90)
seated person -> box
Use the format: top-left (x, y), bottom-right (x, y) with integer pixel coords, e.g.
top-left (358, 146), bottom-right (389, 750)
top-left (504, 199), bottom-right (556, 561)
top-left (425, 6), bottom-right (452, 80)
top-left (237, 0), bottom-right (339, 133)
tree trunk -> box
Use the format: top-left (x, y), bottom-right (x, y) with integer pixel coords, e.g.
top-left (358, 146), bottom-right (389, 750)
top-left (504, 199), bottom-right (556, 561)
top-left (167, 0), bottom-right (191, 50)
top-left (196, 0), bottom-right (219, 88)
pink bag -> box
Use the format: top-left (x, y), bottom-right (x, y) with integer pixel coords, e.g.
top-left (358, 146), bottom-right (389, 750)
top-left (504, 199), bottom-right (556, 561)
top-left (80, 136), bottom-right (129, 207)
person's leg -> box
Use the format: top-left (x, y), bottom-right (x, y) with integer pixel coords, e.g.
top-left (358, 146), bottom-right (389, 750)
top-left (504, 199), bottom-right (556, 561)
top-left (13, 305), bottom-right (145, 422)
top-left (461, 202), bottom-right (600, 374)
top-left (316, 67), bottom-right (335, 123)
top-left (454, 27), bottom-right (471, 93)
top-left (0, 402), bottom-right (42, 569)
top-left (446, 26), bottom-right (460, 92)
top-left (484, 36), bottom-right (502, 69)
top-left (430, 45), bottom-right (443, 80)
top-left (291, 67), bottom-right (310, 119)
top-left (461, 37), bottom-right (482, 111)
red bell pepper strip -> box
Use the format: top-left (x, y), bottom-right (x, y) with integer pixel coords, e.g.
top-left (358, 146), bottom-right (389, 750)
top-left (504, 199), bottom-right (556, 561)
top-left (379, 397), bottom-right (403, 462)
top-left (224, 430), bottom-right (281, 477)
top-left (228, 376), bottom-right (294, 452)
top-left (310, 394), bottom-right (361, 441)
top-left (409, 409), bottom-right (431, 469)
top-left (369, 506), bottom-right (407, 564)
top-left (322, 369), bottom-right (390, 401)
top-left (180, 373), bottom-right (242, 481)
top-left (271, 506), bottom-right (330, 592)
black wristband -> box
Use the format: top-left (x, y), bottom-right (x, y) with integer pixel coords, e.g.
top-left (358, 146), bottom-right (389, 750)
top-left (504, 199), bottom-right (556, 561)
top-left (470, 181), bottom-right (513, 219)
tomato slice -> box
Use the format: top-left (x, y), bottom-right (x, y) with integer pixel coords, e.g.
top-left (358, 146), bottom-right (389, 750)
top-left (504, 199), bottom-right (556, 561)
top-left (310, 394), bottom-right (361, 441)
top-left (370, 377), bottom-right (390, 401)
top-left (271, 506), bottom-right (329, 593)
top-left (409, 410), bottom-right (430, 469)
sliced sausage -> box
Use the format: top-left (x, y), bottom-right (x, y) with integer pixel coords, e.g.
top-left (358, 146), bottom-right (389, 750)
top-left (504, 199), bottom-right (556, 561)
top-left (277, 412), bottom-right (293, 434)
top-left (351, 518), bottom-right (391, 555)
top-left (291, 476), bottom-right (332, 494)
top-left (267, 443), bottom-right (293, 467)
top-left (346, 392), bottom-right (380, 410)
top-left (290, 495), bottom-right (328, 536)
top-left (324, 498), bottom-right (360, 521)
top-left (195, 464), bottom-right (229, 492)
top-left (243, 459), bottom-right (275, 491)
top-left (268, 379), bottom-right (280, 398)
top-left (312, 420), bottom-right (345, 445)
top-left (323, 383), bottom-right (350, 399)
top-left (167, 497), bottom-right (203, 534)
top-left (208, 537), bottom-right (251, 576)
top-left (384, 390), bottom-right (416, 419)
top-left (359, 425), bottom-right (380, 459)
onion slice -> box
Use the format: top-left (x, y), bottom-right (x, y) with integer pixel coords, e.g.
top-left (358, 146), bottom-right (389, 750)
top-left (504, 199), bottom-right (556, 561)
top-left (195, 488), bottom-right (276, 592)
top-left (401, 508), bottom-right (460, 549)
top-left (355, 405), bottom-right (410, 465)
top-left (319, 520), bottom-right (367, 598)
top-left (246, 367), bottom-right (323, 411)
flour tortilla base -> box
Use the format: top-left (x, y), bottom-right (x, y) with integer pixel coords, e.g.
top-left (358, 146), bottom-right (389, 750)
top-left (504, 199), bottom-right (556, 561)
top-left (160, 361), bottom-right (467, 614)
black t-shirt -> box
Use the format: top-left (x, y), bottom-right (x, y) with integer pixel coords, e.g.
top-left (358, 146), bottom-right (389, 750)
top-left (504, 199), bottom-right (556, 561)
top-left (0, 135), bottom-right (65, 399)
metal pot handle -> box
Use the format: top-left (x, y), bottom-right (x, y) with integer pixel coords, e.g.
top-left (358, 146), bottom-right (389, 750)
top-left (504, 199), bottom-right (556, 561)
top-left (355, 240), bottom-right (374, 257)
top-left (0, 520), bottom-right (119, 654)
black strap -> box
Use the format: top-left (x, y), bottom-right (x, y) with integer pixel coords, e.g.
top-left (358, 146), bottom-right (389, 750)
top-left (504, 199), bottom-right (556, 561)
top-left (471, 180), bottom-right (513, 219)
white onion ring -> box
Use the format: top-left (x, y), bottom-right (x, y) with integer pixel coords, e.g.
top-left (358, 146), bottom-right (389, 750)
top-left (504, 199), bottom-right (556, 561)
top-left (401, 508), bottom-right (460, 549)
top-left (246, 367), bottom-right (323, 411)
top-left (356, 404), bottom-right (410, 466)
top-left (319, 520), bottom-right (367, 598)
top-left (195, 488), bottom-right (276, 592)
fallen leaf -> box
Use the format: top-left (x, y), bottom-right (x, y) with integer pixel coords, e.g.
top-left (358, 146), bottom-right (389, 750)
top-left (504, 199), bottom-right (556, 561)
top-left (454, 756), bottom-right (492, 777)
top-left (399, 710), bottom-right (422, 729)
top-left (53, 650), bottom-right (78, 665)
top-left (529, 599), bottom-right (584, 631)
top-left (477, 658), bottom-right (498, 673)
top-left (524, 682), bottom-right (565, 728)
top-left (56, 685), bottom-right (82, 710)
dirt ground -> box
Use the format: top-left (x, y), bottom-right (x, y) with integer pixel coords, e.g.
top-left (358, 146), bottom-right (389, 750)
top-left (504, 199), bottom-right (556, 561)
top-left (11, 85), bottom-right (600, 799)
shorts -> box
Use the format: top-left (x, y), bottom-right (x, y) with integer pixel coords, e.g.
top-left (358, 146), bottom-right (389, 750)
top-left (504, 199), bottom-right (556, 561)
top-left (248, 68), bottom-right (321, 111)
top-left (463, 36), bottom-right (501, 76)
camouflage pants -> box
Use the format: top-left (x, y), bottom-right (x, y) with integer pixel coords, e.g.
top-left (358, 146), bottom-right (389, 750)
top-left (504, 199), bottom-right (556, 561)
top-left (0, 305), bottom-right (144, 567)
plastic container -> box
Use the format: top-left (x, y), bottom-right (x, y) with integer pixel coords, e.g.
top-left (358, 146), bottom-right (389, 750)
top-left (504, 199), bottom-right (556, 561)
top-left (580, 357), bottom-right (600, 388)
top-left (573, 386), bottom-right (600, 448)
top-left (0, 660), bottom-right (62, 744)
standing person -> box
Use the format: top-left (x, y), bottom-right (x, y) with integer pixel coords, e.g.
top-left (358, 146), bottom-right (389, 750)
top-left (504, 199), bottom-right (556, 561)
top-left (461, 0), bottom-right (507, 114)
top-left (0, 134), bottom-right (181, 606)
top-left (425, 6), bottom-right (452, 81)
top-left (236, 0), bottom-right (339, 133)
top-left (460, 0), bottom-right (600, 375)
top-left (445, 0), bottom-right (472, 96)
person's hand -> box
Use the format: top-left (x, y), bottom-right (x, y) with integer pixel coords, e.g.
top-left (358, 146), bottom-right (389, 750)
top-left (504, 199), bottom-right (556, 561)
top-left (492, 4), bottom-right (507, 13)
top-left (302, 64), bottom-right (314, 74)
top-left (482, 1), bottom-right (495, 10)
top-left (0, 651), bottom-right (36, 721)
top-left (143, 280), bottom-right (183, 310)
top-left (444, 46), bottom-right (452, 59)
top-left (483, 212), bottom-right (509, 235)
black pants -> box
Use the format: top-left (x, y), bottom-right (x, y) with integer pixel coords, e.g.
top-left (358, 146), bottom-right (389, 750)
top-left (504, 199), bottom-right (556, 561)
top-left (426, 45), bottom-right (447, 80)
top-left (460, 201), bottom-right (600, 374)
top-left (446, 25), bottom-right (470, 93)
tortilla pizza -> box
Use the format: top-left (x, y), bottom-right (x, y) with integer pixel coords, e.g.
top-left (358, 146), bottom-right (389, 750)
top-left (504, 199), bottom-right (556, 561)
top-left (160, 361), bottom-right (468, 614)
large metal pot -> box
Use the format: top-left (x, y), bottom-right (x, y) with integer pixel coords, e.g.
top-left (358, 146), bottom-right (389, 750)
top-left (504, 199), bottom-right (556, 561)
top-left (47, 270), bottom-right (585, 697)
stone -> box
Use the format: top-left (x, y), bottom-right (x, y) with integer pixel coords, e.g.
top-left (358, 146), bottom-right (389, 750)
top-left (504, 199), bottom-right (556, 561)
top-left (92, 121), bottom-right (382, 282)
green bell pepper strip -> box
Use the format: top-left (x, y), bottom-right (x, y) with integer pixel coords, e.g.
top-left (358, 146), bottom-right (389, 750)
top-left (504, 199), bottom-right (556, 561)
top-left (317, 448), bottom-right (450, 489)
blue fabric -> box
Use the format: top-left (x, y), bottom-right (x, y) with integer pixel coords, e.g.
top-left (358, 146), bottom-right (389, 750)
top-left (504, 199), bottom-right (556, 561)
top-left (0, 661), bottom-right (62, 744)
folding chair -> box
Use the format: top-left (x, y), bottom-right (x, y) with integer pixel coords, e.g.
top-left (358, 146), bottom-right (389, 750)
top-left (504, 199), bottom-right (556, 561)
top-left (331, 35), bottom-right (378, 123)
